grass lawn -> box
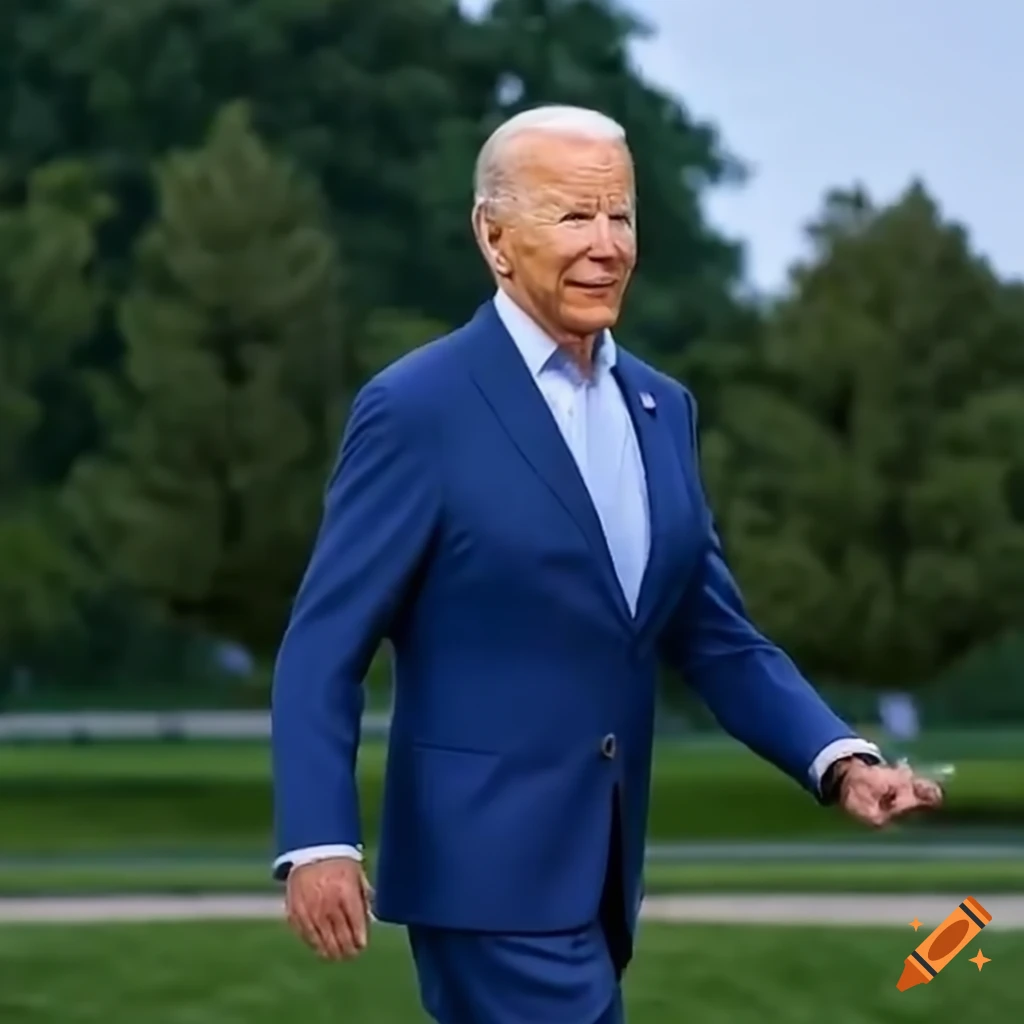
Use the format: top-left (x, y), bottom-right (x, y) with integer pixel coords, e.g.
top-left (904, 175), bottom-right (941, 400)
top-left (2, 738), bottom-right (1021, 854)
top-left (0, 919), bottom-right (1017, 1023)
top-left (2, 857), bottom-right (1024, 897)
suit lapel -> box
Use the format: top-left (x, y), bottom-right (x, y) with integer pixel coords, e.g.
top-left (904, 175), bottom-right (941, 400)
top-left (612, 355), bottom-right (674, 632)
top-left (466, 302), bottom-right (633, 627)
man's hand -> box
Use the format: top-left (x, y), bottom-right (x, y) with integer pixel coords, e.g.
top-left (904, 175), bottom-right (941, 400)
top-left (285, 857), bottom-right (373, 960)
top-left (837, 758), bottom-right (943, 827)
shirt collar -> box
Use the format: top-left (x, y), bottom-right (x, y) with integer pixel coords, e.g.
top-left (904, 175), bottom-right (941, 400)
top-left (492, 288), bottom-right (617, 381)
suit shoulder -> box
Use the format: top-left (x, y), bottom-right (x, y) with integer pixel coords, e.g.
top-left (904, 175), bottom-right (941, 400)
top-left (365, 324), bottom-right (466, 394)
top-left (663, 375), bottom-right (698, 418)
top-left (353, 319), bottom-right (475, 426)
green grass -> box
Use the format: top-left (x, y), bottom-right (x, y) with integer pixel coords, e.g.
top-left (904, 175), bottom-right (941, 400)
top-left (2, 858), bottom-right (1023, 897)
top-left (0, 920), bottom-right (1018, 1023)
top-left (0, 741), bottom-right (274, 780)
top-left (2, 738), bottom-right (1021, 855)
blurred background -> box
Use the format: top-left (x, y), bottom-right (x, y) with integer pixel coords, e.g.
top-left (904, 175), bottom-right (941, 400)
top-left (1, 1), bottom-right (1022, 1021)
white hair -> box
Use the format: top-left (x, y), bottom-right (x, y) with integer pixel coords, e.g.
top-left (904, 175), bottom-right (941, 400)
top-left (472, 105), bottom-right (628, 212)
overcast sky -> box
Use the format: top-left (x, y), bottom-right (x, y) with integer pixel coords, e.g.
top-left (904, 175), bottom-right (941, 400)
top-left (463, 0), bottom-right (1023, 292)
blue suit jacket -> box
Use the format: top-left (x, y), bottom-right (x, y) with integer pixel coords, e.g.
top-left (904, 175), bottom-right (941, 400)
top-left (271, 300), bottom-right (858, 933)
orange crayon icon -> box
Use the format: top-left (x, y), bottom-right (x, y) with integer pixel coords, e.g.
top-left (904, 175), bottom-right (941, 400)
top-left (897, 897), bottom-right (992, 991)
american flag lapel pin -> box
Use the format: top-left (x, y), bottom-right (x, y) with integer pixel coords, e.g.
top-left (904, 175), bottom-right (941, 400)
top-left (639, 391), bottom-right (656, 414)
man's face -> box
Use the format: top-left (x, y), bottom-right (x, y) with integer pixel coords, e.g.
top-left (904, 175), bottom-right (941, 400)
top-left (481, 132), bottom-right (637, 343)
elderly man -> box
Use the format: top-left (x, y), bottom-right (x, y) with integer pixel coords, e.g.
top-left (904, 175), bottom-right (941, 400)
top-left (271, 105), bottom-right (942, 1023)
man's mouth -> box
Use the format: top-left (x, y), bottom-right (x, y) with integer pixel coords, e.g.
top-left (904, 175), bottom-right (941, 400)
top-left (569, 280), bottom-right (617, 290)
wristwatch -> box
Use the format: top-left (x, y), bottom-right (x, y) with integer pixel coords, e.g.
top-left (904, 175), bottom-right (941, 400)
top-left (819, 752), bottom-right (883, 805)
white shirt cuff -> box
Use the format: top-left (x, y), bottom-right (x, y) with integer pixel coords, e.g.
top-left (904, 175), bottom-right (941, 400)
top-left (808, 738), bottom-right (884, 794)
top-left (273, 844), bottom-right (364, 875)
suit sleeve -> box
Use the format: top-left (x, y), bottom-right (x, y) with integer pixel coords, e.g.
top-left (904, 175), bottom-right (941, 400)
top-left (271, 381), bottom-right (439, 860)
top-left (659, 387), bottom-right (866, 791)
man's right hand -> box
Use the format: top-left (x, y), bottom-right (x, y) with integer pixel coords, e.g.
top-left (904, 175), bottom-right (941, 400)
top-left (285, 857), bottom-right (372, 960)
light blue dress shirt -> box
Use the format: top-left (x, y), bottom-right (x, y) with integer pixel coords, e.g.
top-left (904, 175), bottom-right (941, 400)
top-left (492, 287), bottom-right (650, 615)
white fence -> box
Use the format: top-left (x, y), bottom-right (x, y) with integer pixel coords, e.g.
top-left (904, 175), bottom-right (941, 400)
top-left (0, 711), bottom-right (392, 742)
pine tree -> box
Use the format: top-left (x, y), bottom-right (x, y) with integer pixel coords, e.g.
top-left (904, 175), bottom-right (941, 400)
top-left (68, 103), bottom-right (349, 651)
top-left (0, 160), bottom-right (108, 660)
top-left (700, 183), bottom-right (1024, 686)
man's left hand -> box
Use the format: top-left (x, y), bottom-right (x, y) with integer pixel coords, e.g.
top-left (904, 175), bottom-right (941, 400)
top-left (837, 758), bottom-right (944, 827)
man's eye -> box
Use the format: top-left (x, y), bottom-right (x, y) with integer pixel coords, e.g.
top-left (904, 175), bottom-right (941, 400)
top-left (560, 212), bottom-right (591, 222)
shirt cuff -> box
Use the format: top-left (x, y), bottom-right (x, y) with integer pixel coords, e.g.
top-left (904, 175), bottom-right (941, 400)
top-left (273, 844), bottom-right (363, 879)
top-left (808, 737), bottom-right (884, 794)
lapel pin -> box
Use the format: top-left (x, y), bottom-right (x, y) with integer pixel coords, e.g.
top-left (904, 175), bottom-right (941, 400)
top-left (639, 391), bottom-right (656, 413)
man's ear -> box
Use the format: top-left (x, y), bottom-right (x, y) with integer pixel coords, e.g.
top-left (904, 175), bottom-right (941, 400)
top-left (473, 202), bottom-right (512, 278)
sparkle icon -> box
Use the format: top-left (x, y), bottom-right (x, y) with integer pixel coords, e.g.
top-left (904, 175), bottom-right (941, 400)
top-left (968, 950), bottom-right (991, 971)
top-left (909, 918), bottom-right (923, 931)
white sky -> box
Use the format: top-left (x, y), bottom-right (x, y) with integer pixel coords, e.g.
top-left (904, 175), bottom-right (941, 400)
top-left (463, 0), bottom-right (1023, 292)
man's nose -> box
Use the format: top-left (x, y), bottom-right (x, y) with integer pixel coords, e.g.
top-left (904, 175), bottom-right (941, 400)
top-left (587, 214), bottom-right (616, 257)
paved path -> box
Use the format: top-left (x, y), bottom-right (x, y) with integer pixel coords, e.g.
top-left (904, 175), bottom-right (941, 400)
top-left (641, 894), bottom-right (1024, 928)
top-left (1, 893), bottom-right (1022, 927)
top-left (0, 710), bottom-right (391, 741)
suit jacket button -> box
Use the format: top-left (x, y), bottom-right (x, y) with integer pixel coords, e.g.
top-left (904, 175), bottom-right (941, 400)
top-left (600, 733), bottom-right (617, 759)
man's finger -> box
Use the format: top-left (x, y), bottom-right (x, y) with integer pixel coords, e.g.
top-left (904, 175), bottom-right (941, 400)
top-left (913, 777), bottom-right (944, 806)
top-left (306, 911), bottom-right (343, 959)
top-left (883, 786), bottom-right (922, 821)
top-left (296, 900), bottom-right (345, 959)
top-left (361, 874), bottom-right (377, 921)
top-left (312, 916), bottom-right (347, 960)
top-left (844, 788), bottom-right (888, 827)
top-left (286, 899), bottom-right (317, 949)
top-left (857, 805), bottom-right (888, 827)
top-left (340, 887), bottom-right (369, 951)
top-left (324, 903), bottom-right (360, 958)
top-left (880, 773), bottom-right (945, 822)
top-left (878, 783), bottom-right (900, 812)
top-left (289, 904), bottom-right (324, 954)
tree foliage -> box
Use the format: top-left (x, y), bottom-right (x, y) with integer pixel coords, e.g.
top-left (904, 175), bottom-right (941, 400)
top-left (0, 0), bottom-right (739, 347)
top-left (699, 184), bottom-right (1024, 685)
top-left (67, 104), bottom-right (348, 649)
top-left (0, 161), bottom-right (109, 658)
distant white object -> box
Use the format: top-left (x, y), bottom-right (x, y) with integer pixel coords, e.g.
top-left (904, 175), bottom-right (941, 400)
top-left (213, 640), bottom-right (255, 678)
top-left (879, 692), bottom-right (920, 740)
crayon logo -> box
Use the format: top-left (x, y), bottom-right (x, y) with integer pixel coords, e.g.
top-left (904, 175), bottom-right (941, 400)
top-left (897, 897), bottom-right (993, 991)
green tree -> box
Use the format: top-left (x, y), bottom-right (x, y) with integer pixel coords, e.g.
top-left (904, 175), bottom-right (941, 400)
top-left (0, 0), bottom-right (746, 371)
top-left (0, 160), bottom-right (110, 662)
top-left (699, 183), bottom-right (1024, 687)
top-left (1, 0), bottom-right (756, 671)
top-left (67, 103), bottom-right (349, 652)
